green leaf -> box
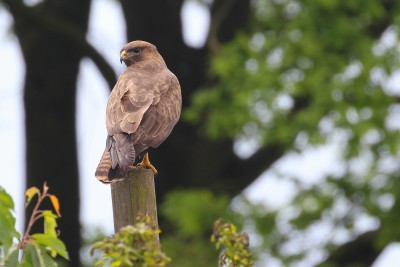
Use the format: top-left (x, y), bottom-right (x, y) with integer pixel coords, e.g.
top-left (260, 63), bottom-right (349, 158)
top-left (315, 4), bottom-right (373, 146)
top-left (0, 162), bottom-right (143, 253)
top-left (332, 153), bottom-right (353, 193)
top-left (31, 233), bottom-right (69, 260)
top-left (0, 207), bottom-right (17, 247)
top-left (20, 243), bottom-right (57, 267)
top-left (0, 187), bottom-right (20, 254)
top-left (0, 187), bottom-right (14, 210)
top-left (42, 210), bottom-right (58, 238)
top-left (5, 248), bottom-right (19, 267)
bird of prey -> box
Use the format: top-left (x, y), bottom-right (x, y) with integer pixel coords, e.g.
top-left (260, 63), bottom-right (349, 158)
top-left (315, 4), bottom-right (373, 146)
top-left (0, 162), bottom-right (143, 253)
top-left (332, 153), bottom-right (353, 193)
top-left (95, 40), bottom-right (182, 183)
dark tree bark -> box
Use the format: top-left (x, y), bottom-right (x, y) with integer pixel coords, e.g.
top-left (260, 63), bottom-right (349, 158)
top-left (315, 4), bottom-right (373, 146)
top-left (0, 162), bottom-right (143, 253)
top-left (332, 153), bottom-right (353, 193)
top-left (3, 1), bottom-right (91, 266)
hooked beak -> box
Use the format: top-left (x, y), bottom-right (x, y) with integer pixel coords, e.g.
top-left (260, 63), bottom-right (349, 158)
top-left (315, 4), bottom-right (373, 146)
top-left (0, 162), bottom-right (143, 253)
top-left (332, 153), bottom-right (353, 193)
top-left (120, 50), bottom-right (128, 63)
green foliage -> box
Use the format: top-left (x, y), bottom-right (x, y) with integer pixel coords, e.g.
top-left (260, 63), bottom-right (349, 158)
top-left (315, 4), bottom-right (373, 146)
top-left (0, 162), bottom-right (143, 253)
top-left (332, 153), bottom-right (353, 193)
top-left (162, 189), bottom-right (232, 235)
top-left (31, 234), bottom-right (69, 260)
top-left (90, 216), bottom-right (170, 267)
top-left (158, 190), bottom-right (268, 267)
top-left (211, 219), bottom-right (253, 267)
top-left (0, 187), bottom-right (20, 266)
top-left (89, 200), bottom-right (255, 267)
top-left (2, 186), bottom-right (256, 267)
top-left (187, 0), bottom-right (400, 148)
top-left (0, 184), bottom-right (68, 267)
top-left (81, 227), bottom-right (108, 267)
top-left (160, 189), bottom-right (242, 267)
top-left (183, 0), bottom-right (400, 265)
top-left (20, 243), bottom-right (57, 267)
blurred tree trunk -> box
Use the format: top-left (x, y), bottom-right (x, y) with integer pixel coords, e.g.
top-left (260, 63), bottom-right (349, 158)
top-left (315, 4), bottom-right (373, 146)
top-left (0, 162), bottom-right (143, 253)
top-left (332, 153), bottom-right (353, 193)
top-left (3, 1), bottom-right (91, 266)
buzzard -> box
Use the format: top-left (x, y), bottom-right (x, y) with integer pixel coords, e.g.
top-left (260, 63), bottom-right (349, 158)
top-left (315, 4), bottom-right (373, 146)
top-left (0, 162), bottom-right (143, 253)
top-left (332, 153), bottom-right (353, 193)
top-left (95, 40), bottom-right (182, 183)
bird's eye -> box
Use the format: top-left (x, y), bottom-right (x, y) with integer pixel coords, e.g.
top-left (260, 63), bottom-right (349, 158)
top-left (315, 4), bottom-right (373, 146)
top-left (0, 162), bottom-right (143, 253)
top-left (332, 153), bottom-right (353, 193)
top-left (132, 48), bottom-right (141, 54)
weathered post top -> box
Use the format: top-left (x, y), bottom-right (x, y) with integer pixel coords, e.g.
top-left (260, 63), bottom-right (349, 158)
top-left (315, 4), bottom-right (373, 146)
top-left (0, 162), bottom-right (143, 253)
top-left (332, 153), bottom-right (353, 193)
top-left (110, 168), bottom-right (159, 244)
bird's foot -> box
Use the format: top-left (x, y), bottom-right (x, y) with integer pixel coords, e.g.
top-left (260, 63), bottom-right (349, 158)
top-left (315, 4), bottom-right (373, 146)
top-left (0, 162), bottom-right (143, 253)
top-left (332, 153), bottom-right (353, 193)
top-left (139, 153), bottom-right (158, 174)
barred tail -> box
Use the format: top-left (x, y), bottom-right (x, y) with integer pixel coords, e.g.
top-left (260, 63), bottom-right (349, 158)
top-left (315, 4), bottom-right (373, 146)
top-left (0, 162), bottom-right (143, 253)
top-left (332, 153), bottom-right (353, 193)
top-left (95, 149), bottom-right (127, 183)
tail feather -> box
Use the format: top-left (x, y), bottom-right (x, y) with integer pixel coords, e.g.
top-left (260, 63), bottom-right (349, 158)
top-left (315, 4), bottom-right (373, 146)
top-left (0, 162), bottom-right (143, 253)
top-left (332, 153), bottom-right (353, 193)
top-left (108, 134), bottom-right (136, 169)
top-left (95, 148), bottom-right (128, 183)
top-left (96, 134), bottom-right (136, 184)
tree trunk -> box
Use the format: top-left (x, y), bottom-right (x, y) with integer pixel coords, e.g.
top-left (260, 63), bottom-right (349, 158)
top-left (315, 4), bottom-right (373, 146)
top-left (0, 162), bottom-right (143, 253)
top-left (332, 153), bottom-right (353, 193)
top-left (4, 1), bottom-right (91, 266)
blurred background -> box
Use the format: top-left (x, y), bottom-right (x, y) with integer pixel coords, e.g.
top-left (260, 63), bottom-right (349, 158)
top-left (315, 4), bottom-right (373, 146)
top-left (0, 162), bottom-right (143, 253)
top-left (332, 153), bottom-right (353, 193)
top-left (1, 0), bottom-right (400, 266)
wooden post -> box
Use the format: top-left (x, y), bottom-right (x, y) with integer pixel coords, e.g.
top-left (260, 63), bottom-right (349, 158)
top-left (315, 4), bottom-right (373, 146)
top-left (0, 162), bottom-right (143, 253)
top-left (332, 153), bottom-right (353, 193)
top-left (110, 168), bottom-right (159, 244)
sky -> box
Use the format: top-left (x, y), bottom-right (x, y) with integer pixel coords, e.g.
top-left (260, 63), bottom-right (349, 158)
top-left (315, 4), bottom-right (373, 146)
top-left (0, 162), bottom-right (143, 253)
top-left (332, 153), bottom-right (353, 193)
top-left (0, 0), bottom-right (399, 266)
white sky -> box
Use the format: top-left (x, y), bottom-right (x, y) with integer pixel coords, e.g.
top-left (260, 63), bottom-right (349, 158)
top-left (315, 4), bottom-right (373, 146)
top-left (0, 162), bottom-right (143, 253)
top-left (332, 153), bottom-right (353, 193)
top-left (0, 0), bottom-right (399, 266)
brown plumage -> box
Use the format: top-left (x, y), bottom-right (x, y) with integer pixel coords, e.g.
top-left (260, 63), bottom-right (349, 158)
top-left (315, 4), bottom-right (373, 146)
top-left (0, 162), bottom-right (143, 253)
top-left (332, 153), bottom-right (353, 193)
top-left (95, 40), bottom-right (182, 183)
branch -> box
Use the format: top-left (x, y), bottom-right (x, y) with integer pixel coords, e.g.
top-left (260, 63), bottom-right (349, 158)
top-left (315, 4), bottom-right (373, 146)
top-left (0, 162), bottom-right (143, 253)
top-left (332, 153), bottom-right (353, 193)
top-left (225, 143), bottom-right (285, 194)
top-left (317, 230), bottom-right (379, 266)
top-left (208, 0), bottom-right (251, 53)
top-left (19, 185), bottom-right (46, 249)
top-left (2, 0), bottom-right (117, 89)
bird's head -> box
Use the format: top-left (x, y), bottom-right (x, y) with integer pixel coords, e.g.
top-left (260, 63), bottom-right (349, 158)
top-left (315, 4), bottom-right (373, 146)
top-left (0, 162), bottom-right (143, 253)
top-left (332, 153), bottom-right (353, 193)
top-left (119, 40), bottom-right (164, 67)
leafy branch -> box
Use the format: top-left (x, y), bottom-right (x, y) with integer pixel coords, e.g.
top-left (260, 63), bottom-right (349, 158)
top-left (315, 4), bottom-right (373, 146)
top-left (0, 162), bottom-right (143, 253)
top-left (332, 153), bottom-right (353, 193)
top-left (0, 183), bottom-right (68, 267)
top-left (91, 216), bottom-right (170, 267)
top-left (211, 219), bottom-right (253, 267)
top-left (19, 182), bottom-right (61, 249)
top-left (1, 185), bottom-right (254, 267)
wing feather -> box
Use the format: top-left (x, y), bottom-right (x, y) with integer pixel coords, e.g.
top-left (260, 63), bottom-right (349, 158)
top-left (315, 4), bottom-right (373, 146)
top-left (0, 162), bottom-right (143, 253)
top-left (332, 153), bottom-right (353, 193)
top-left (106, 71), bottom-right (154, 135)
top-left (132, 73), bottom-right (182, 149)
top-left (103, 67), bottom-right (181, 168)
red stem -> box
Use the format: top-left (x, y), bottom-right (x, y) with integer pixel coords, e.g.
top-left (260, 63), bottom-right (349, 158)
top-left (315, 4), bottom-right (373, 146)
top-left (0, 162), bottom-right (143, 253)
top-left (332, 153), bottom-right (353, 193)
top-left (18, 187), bottom-right (47, 249)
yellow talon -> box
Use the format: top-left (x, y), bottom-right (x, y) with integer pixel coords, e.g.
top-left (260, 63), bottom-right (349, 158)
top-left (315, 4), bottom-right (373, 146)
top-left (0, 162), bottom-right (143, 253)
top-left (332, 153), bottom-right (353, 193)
top-left (139, 153), bottom-right (158, 174)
